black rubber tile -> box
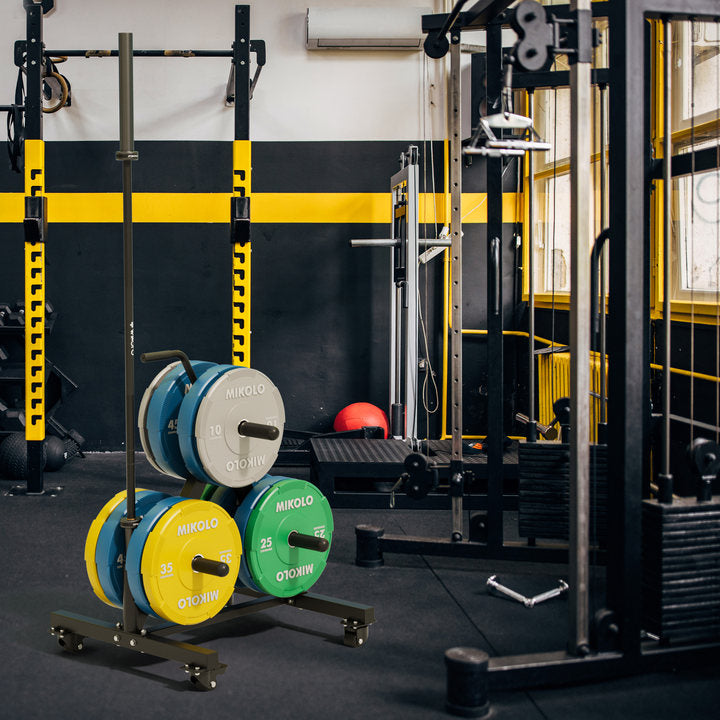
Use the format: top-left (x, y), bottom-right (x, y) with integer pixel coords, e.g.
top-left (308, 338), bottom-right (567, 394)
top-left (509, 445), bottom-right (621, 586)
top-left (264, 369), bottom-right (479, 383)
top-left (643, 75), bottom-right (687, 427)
top-left (529, 666), bottom-right (720, 720)
top-left (1, 454), bottom-right (717, 720)
top-left (0, 454), bottom-right (534, 719)
top-left (428, 567), bottom-right (570, 656)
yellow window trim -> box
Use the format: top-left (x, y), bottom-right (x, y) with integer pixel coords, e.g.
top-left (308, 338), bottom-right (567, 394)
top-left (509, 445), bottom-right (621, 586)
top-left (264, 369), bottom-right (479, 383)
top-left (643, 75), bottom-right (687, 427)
top-left (519, 21), bottom-right (720, 321)
top-left (651, 20), bottom-right (720, 321)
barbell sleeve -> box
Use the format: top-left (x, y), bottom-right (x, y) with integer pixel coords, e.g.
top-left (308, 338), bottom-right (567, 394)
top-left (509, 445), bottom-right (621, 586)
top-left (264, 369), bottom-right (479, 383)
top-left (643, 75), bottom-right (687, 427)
top-left (287, 531), bottom-right (329, 553)
top-left (515, 412), bottom-right (559, 441)
top-left (237, 420), bottom-right (280, 441)
top-left (191, 556), bottom-right (230, 577)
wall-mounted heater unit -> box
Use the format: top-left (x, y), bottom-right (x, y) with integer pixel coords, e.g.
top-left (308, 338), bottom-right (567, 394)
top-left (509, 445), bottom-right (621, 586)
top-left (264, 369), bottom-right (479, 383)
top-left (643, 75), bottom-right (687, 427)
top-left (306, 6), bottom-right (431, 50)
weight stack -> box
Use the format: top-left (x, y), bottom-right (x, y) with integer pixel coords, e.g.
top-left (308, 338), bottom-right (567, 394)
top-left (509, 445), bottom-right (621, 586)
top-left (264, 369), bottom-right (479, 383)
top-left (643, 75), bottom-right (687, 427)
top-left (642, 496), bottom-right (720, 644)
top-left (517, 443), bottom-right (608, 544)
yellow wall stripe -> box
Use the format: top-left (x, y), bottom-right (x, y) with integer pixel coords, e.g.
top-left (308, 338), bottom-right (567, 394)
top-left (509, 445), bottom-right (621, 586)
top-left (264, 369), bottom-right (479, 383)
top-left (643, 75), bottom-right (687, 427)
top-left (253, 192), bottom-right (389, 224)
top-left (1, 192), bottom-right (522, 225)
top-left (0, 193), bottom-right (24, 221)
top-left (47, 193), bottom-right (120, 223)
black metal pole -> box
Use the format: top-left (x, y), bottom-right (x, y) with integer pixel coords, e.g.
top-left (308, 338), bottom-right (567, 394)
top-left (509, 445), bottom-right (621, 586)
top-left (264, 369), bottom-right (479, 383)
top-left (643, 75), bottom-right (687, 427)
top-left (234, 5), bottom-right (250, 142)
top-left (117, 32), bottom-right (138, 518)
top-left (527, 88), bottom-right (537, 442)
top-left (24, 3), bottom-right (42, 140)
top-left (24, 0), bottom-right (45, 494)
top-left (607, 0), bottom-right (645, 661)
top-left (448, 37), bottom-right (465, 540)
top-left (231, 5), bottom-right (252, 367)
top-left (486, 18), bottom-right (505, 552)
top-left (116, 32), bottom-right (141, 633)
top-left (568, 0), bottom-right (592, 658)
top-left (598, 83), bottom-right (608, 430)
top-left (658, 20), bottom-right (673, 503)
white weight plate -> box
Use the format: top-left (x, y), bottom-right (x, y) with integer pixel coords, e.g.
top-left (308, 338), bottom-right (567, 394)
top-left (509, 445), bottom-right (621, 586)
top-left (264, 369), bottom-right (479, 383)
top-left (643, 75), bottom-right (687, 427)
top-left (194, 367), bottom-right (285, 488)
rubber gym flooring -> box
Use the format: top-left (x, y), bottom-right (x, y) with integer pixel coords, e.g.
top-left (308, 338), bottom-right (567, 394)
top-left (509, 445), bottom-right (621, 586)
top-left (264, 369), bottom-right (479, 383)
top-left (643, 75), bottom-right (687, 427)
top-left (1, 453), bottom-right (719, 720)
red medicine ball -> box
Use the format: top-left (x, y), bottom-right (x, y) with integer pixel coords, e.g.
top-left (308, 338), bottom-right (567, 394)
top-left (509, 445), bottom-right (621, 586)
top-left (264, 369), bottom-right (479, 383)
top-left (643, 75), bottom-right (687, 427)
top-left (333, 402), bottom-right (389, 439)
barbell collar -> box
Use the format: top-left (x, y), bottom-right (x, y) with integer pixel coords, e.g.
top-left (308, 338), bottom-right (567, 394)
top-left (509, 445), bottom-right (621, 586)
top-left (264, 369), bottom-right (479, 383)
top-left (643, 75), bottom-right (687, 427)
top-left (191, 555), bottom-right (230, 577)
top-left (287, 531), bottom-right (329, 553)
top-left (237, 420), bottom-right (280, 441)
top-left (115, 149), bottom-right (139, 161)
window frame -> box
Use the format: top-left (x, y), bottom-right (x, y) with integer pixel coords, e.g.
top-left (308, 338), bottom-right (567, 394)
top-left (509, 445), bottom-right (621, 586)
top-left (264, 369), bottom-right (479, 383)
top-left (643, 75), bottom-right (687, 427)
top-left (520, 16), bottom-right (610, 309)
top-left (651, 19), bottom-right (720, 324)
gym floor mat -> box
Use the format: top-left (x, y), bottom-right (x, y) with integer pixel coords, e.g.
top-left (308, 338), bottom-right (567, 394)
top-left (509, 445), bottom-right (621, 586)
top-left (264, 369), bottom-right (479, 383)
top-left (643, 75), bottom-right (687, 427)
top-left (1, 453), bottom-right (718, 720)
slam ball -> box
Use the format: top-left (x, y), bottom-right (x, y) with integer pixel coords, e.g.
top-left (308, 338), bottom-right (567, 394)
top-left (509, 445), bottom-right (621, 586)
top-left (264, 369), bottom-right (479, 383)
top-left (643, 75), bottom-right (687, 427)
top-left (333, 402), bottom-right (389, 439)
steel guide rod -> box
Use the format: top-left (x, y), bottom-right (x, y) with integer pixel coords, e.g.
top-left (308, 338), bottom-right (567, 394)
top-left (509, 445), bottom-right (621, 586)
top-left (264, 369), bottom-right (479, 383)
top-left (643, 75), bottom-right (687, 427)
top-left (527, 89), bottom-right (537, 442)
top-left (449, 38), bottom-right (464, 538)
top-left (389, 152), bottom-right (420, 442)
top-left (405, 154), bottom-right (419, 442)
top-left (568, 0), bottom-right (592, 656)
top-left (599, 81), bottom-right (608, 428)
top-left (659, 19), bottom-right (674, 502)
top-left (389, 172), bottom-right (401, 439)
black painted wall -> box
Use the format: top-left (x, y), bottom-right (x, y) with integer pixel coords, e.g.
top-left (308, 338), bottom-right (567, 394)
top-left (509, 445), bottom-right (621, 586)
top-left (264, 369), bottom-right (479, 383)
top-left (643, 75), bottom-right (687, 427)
top-left (0, 140), bottom-right (522, 449)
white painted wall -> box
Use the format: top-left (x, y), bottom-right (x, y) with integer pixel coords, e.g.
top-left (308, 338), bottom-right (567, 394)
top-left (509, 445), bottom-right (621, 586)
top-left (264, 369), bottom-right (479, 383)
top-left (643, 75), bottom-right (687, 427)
top-left (1, 0), bottom-right (454, 142)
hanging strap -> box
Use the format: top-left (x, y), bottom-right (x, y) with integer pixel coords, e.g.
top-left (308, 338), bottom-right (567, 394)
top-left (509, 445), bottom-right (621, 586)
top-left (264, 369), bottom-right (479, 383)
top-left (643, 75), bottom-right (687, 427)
top-left (7, 66), bottom-right (25, 173)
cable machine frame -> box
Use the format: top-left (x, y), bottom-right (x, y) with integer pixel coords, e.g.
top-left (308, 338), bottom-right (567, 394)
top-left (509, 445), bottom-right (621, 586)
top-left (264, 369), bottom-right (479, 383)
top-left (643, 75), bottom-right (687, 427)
top-left (355, 1), bottom-right (602, 565)
top-left (464, 0), bottom-right (720, 690)
top-left (357, 0), bottom-right (720, 690)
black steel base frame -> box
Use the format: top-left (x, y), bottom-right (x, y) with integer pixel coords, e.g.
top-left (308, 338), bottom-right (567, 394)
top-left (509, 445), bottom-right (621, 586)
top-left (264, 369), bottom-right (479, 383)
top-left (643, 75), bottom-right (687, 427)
top-left (355, 524), bottom-right (601, 564)
top-left (486, 641), bottom-right (720, 690)
top-left (6, 484), bottom-right (63, 497)
top-left (50, 588), bottom-right (375, 690)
